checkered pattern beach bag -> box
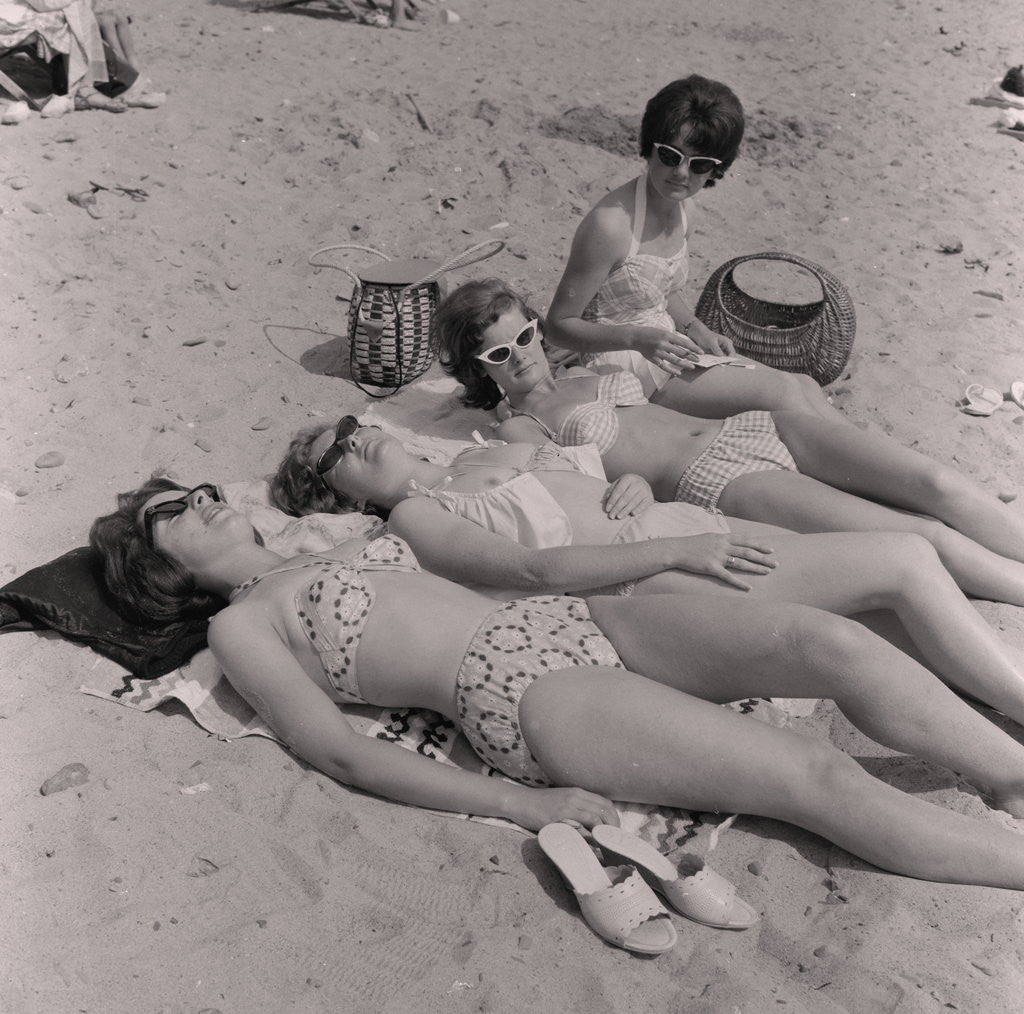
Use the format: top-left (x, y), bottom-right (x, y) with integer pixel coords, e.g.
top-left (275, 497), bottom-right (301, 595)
top-left (309, 240), bottom-right (504, 397)
top-left (695, 252), bottom-right (856, 386)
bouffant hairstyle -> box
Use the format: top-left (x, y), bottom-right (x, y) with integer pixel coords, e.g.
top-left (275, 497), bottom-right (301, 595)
top-left (639, 75), bottom-right (745, 187)
top-left (435, 278), bottom-right (544, 411)
top-left (89, 476), bottom-right (225, 626)
top-left (269, 424), bottom-right (366, 517)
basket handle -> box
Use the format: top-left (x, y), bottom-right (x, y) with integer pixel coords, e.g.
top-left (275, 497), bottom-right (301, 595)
top-left (410, 238), bottom-right (506, 288)
top-left (307, 243), bottom-right (391, 290)
top-left (383, 239), bottom-right (504, 347)
top-left (714, 250), bottom-right (833, 303)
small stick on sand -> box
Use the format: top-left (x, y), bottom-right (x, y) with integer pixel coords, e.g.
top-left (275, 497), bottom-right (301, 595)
top-left (406, 93), bottom-right (432, 132)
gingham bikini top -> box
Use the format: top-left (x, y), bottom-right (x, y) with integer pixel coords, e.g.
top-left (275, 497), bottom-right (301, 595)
top-left (510, 371), bottom-right (648, 454)
top-left (229, 535), bottom-right (420, 705)
top-left (582, 172), bottom-right (690, 331)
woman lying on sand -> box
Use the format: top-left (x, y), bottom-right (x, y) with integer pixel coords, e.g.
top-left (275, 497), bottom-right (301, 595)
top-left (90, 477), bottom-right (1024, 889)
top-left (90, 477), bottom-right (1024, 890)
top-left (271, 418), bottom-right (1024, 726)
top-left (544, 74), bottom-right (835, 420)
top-left (436, 279), bottom-right (1024, 605)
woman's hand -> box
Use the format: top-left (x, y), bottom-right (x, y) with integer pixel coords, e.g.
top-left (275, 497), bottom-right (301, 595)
top-left (631, 326), bottom-right (703, 376)
top-left (510, 786), bottom-right (620, 832)
top-left (671, 534), bottom-right (777, 591)
top-left (602, 474), bottom-right (654, 519)
top-left (683, 320), bottom-right (736, 357)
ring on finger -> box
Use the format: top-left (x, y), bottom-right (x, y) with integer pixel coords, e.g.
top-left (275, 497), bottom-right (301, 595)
top-left (726, 556), bottom-right (736, 568)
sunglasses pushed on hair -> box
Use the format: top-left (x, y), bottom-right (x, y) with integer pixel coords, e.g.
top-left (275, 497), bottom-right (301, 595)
top-left (143, 483), bottom-right (221, 549)
top-left (474, 318), bottom-right (540, 365)
top-left (652, 143), bottom-right (721, 176)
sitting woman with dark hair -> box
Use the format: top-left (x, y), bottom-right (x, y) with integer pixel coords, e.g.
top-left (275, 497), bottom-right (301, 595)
top-left (432, 278), bottom-right (1024, 606)
top-left (543, 74), bottom-right (834, 419)
top-left (88, 475), bottom-right (1024, 892)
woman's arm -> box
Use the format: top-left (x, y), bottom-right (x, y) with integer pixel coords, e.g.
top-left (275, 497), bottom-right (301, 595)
top-left (208, 610), bottom-right (616, 830)
top-left (665, 199), bottom-right (735, 355)
top-left (388, 497), bottom-right (776, 593)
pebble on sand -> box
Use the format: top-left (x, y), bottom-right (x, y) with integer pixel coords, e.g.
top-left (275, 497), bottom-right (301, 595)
top-left (40, 762), bottom-right (90, 795)
top-left (998, 491), bottom-right (1017, 503)
top-left (35, 451), bottom-right (65, 469)
top-left (53, 356), bottom-right (89, 383)
top-left (251, 417), bottom-right (272, 431)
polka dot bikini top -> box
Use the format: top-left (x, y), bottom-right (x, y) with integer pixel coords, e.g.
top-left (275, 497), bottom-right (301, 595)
top-left (229, 535), bottom-right (420, 705)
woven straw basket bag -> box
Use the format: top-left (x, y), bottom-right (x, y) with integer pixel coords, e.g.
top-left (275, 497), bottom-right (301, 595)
top-left (309, 239), bottom-right (504, 397)
top-left (694, 251), bottom-right (856, 386)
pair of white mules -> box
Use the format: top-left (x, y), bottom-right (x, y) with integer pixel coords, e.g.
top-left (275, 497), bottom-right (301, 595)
top-left (538, 822), bottom-right (758, 956)
top-left (961, 380), bottom-right (1024, 417)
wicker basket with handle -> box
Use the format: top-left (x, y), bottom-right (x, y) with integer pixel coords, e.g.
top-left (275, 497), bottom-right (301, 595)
top-left (694, 251), bottom-right (856, 386)
top-left (309, 239), bottom-right (504, 397)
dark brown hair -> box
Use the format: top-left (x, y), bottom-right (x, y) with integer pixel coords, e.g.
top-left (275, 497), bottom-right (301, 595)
top-left (434, 278), bottom-right (544, 410)
top-left (640, 75), bottom-right (745, 187)
top-left (89, 476), bottom-right (225, 625)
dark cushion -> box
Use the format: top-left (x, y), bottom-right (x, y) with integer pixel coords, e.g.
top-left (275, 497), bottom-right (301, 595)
top-left (0, 547), bottom-right (208, 678)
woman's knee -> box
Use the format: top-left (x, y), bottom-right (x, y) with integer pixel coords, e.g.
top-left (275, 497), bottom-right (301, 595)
top-left (894, 451), bottom-right (969, 510)
top-left (770, 731), bottom-right (865, 822)
top-left (902, 514), bottom-right (959, 556)
top-left (794, 372), bottom-right (825, 401)
top-left (768, 369), bottom-right (825, 409)
top-left (868, 531), bottom-right (941, 579)
top-left (783, 607), bottom-right (884, 677)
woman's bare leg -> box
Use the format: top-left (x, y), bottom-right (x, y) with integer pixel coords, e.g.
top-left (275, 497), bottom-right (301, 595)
top-left (587, 595), bottom-right (1024, 815)
top-left (718, 469), bottom-right (1024, 605)
top-left (772, 410), bottom-right (1024, 560)
top-left (520, 667), bottom-right (1024, 887)
top-left (653, 365), bottom-right (839, 421)
top-left (389, 0), bottom-right (409, 26)
top-left (633, 529), bottom-right (1024, 722)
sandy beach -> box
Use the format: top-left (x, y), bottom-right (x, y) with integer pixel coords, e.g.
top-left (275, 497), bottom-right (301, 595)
top-left (3, 0), bottom-right (1024, 1010)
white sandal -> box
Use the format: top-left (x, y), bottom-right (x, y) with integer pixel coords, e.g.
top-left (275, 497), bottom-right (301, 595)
top-left (538, 822), bottom-right (677, 954)
top-left (593, 823), bottom-right (758, 930)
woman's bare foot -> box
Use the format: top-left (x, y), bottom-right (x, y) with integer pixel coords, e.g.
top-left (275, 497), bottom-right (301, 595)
top-left (74, 88), bottom-right (127, 113)
top-left (120, 82), bottom-right (167, 109)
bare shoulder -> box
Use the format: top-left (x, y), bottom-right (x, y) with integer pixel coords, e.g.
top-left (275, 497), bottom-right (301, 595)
top-left (579, 180), bottom-right (636, 247)
top-left (208, 597), bottom-right (270, 649)
top-left (560, 365), bottom-right (600, 381)
top-left (495, 415), bottom-right (547, 444)
top-left (388, 495), bottom-right (439, 530)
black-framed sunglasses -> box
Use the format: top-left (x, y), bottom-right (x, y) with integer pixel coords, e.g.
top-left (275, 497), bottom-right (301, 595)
top-left (474, 318), bottom-right (540, 366)
top-left (143, 483), bottom-right (221, 549)
top-left (313, 415), bottom-right (361, 478)
top-left (652, 143), bottom-right (722, 176)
